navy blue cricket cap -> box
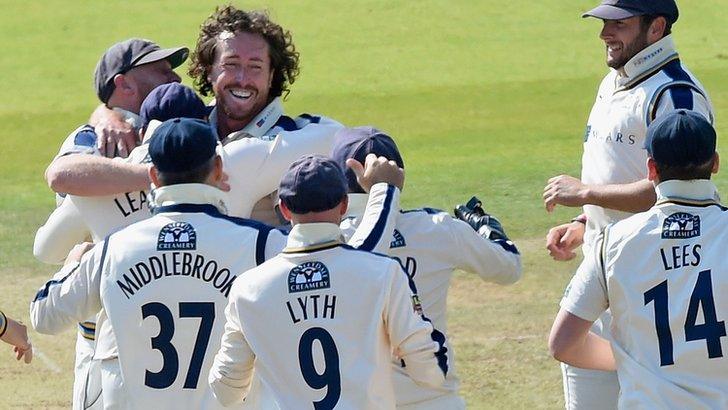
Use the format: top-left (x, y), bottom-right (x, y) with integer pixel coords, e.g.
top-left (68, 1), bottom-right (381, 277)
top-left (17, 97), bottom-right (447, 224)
top-left (278, 155), bottom-right (348, 214)
top-left (645, 110), bottom-right (716, 168)
top-left (582, 0), bottom-right (679, 24)
top-left (331, 126), bottom-right (404, 194)
top-left (140, 83), bottom-right (209, 130)
top-left (148, 118), bottom-right (217, 173)
top-left (94, 38), bottom-right (189, 104)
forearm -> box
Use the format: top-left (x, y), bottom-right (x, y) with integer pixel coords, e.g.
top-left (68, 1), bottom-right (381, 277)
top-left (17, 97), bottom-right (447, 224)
top-left (0, 312), bottom-right (29, 348)
top-left (46, 154), bottom-right (150, 196)
top-left (554, 331), bottom-right (616, 371)
top-left (584, 178), bottom-right (656, 213)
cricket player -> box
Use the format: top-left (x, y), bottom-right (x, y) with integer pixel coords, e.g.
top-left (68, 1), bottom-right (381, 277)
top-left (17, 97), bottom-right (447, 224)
top-left (550, 110), bottom-right (726, 408)
top-left (542, 1), bottom-right (715, 407)
top-left (332, 127), bottom-right (522, 409)
top-left (48, 6), bottom-right (345, 226)
top-left (209, 155), bottom-right (448, 409)
top-left (36, 39), bottom-right (188, 410)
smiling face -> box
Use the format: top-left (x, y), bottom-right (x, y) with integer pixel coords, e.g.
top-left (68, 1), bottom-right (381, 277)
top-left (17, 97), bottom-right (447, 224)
top-left (208, 31), bottom-right (273, 133)
top-left (599, 16), bottom-right (651, 70)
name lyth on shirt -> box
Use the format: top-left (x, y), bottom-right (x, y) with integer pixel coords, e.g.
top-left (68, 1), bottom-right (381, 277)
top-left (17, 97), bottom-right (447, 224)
top-left (116, 252), bottom-right (237, 299)
top-left (286, 294), bottom-right (337, 324)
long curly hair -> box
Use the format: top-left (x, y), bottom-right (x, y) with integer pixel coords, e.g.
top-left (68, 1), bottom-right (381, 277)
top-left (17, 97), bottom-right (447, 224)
top-left (189, 5), bottom-right (300, 98)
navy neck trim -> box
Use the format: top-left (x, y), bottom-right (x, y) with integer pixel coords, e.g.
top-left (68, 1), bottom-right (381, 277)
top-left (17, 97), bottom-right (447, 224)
top-left (152, 203), bottom-right (222, 216)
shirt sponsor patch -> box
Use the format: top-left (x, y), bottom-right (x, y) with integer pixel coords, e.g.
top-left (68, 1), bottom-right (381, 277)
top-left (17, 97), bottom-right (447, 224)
top-left (157, 222), bottom-right (197, 250)
top-left (411, 294), bottom-right (423, 316)
top-left (662, 212), bottom-right (700, 239)
top-left (390, 229), bottom-right (406, 248)
top-left (288, 261), bottom-right (330, 293)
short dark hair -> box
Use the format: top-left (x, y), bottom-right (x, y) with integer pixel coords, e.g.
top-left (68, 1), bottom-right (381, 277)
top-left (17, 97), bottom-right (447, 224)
top-left (156, 157), bottom-right (216, 186)
top-left (189, 5), bottom-right (300, 98)
top-left (640, 14), bottom-right (672, 37)
top-left (654, 156), bottom-right (715, 182)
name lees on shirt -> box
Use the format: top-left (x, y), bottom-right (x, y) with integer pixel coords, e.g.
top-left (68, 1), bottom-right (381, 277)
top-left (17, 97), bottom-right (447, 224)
top-left (114, 190), bottom-right (148, 217)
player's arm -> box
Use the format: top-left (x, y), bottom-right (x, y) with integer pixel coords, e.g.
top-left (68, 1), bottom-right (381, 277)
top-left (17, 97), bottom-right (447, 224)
top-left (30, 242), bottom-right (103, 335)
top-left (45, 154), bottom-right (150, 196)
top-left (451, 198), bottom-right (521, 284)
top-left (385, 261), bottom-right (448, 389)
top-left (208, 299), bottom-right (255, 406)
top-left (33, 198), bottom-right (91, 265)
top-left (344, 154), bottom-right (405, 252)
top-left (548, 233), bottom-right (615, 371)
top-left (0, 311), bottom-right (33, 363)
top-left (543, 175), bottom-right (656, 214)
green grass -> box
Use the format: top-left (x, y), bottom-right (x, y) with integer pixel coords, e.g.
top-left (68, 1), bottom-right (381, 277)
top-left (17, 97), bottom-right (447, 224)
top-left (1, 1), bottom-right (726, 408)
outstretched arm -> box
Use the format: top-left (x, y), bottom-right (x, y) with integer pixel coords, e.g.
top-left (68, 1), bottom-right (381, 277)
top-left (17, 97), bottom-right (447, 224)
top-left (543, 175), bottom-right (655, 214)
top-left (45, 154), bottom-right (150, 196)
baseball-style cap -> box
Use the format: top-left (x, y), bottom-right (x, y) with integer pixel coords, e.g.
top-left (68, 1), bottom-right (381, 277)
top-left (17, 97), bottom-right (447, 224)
top-left (94, 38), bottom-right (189, 104)
top-left (331, 126), bottom-right (404, 193)
top-left (278, 155), bottom-right (348, 214)
top-left (149, 118), bottom-right (217, 173)
top-left (645, 110), bottom-right (716, 168)
top-left (140, 83), bottom-right (210, 130)
top-left (582, 0), bottom-right (679, 24)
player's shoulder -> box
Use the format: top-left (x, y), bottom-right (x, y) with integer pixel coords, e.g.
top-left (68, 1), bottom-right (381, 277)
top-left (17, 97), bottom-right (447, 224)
top-left (398, 207), bottom-right (454, 231)
top-left (272, 113), bottom-right (343, 133)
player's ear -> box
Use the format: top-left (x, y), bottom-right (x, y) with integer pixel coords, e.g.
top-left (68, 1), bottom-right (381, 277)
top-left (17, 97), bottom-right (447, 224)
top-left (279, 200), bottom-right (293, 222)
top-left (646, 157), bottom-right (659, 182)
top-left (338, 195), bottom-right (349, 217)
top-left (149, 165), bottom-right (161, 187)
top-left (648, 16), bottom-right (667, 42)
top-left (711, 152), bottom-right (720, 174)
top-left (113, 74), bottom-right (133, 95)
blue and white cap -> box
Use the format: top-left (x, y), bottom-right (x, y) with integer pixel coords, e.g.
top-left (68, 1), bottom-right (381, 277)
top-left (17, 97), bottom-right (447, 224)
top-left (149, 118), bottom-right (217, 173)
top-left (645, 110), bottom-right (716, 168)
top-left (278, 155), bottom-right (348, 214)
top-left (331, 126), bottom-right (404, 193)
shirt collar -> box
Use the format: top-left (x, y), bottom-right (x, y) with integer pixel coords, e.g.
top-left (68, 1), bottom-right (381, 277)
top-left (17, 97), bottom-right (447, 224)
top-left (617, 35), bottom-right (678, 88)
top-left (150, 183), bottom-right (228, 214)
top-left (209, 97), bottom-right (284, 145)
top-left (112, 107), bottom-right (143, 130)
top-left (283, 223), bottom-right (343, 253)
top-left (655, 179), bottom-right (721, 204)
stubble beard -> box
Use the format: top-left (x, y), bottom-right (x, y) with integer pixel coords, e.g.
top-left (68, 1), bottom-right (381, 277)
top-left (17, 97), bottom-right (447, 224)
top-left (607, 29), bottom-right (650, 70)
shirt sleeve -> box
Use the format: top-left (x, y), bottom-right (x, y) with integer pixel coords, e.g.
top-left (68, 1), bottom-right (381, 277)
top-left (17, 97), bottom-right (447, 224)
top-left (208, 297), bottom-right (256, 406)
top-left (30, 241), bottom-right (106, 335)
top-left (560, 233), bottom-right (609, 322)
top-left (222, 120), bottom-right (342, 218)
top-left (653, 87), bottom-right (713, 124)
top-left (55, 124), bottom-right (100, 159)
top-left (346, 183), bottom-right (401, 253)
top-left (33, 198), bottom-right (90, 265)
top-left (385, 260), bottom-right (447, 389)
top-left (446, 216), bottom-right (522, 285)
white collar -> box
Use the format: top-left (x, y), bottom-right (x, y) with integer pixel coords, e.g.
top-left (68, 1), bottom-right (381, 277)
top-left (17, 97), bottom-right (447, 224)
top-left (655, 180), bottom-right (720, 203)
top-left (284, 223), bottom-right (343, 252)
top-left (111, 107), bottom-right (143, 130)
top-left (208, 97), bottom-right (284, 145)
top-left (150, 183), bottom-right (228, 214)
top-left (617, 35), bottom-right (678, 87)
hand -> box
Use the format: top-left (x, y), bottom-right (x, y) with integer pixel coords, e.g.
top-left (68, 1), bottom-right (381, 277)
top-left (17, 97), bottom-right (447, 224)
top-left (346, 154), bottom-right (404, 193)
top-left (14, 337), bottom-right (33, 364)
top-left (95, 115), bottom-right (137, 158)
top-left (66, 242), bottom-right (95, 264)
top-left (2, 319), bottom-right (32, 364)
top-left (543, 175), bottom-right (590, 212)
top-left (545, 221), bottom-right (585, 261)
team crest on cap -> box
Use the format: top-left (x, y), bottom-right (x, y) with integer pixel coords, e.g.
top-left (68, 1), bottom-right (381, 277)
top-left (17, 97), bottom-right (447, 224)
top-left (288, 261), bottom-right (330, 293)
top-left (157, 222), bottom-right (197, 250)
top-left (661, 212), bottom-right (700, 239)
top-left (390, 229), bottom-right (406, 249)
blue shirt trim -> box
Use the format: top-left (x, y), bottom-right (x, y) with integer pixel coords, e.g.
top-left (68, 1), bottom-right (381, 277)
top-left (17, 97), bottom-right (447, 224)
top-left (358, 185), bottom-right (396, 251)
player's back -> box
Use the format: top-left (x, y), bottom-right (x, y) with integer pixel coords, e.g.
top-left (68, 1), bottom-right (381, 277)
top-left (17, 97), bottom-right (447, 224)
top-left (343, 206), bottom-right (521, 408)
top-left (99, 204), bottom-right (276, 409)
top-left (603, 199), bottom-right (728, 409)
top-left (230, 243), bottom-right (437, 410)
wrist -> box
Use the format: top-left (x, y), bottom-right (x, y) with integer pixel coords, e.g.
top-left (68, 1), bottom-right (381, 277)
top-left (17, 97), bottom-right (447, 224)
top-left (570, 214), bottom-right (587, 225)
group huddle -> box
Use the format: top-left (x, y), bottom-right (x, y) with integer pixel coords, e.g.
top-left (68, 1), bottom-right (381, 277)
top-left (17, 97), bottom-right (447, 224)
top-left (20, 5), bottom-right (522, 410)
top-left (1, 0), bottom-right (726, 409)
